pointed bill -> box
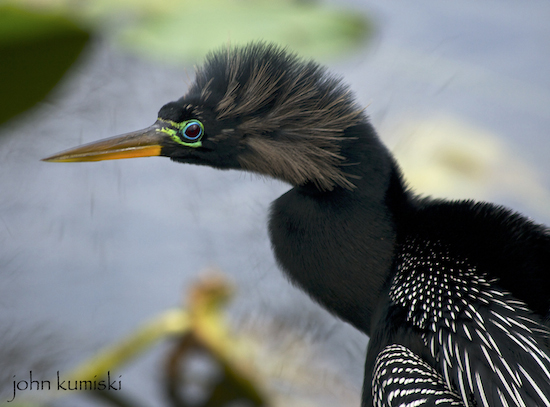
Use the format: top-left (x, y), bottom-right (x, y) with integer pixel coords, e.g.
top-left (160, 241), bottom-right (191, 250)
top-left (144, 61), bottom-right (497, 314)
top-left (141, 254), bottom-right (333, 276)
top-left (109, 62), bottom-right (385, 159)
top-left (42, 123), bottom-right (166, 162)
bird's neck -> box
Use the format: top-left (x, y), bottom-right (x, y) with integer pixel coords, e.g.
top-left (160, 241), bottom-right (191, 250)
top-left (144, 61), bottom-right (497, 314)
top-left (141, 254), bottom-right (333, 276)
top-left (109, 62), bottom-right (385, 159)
top-left (268, 124), bottom-right (406, 333)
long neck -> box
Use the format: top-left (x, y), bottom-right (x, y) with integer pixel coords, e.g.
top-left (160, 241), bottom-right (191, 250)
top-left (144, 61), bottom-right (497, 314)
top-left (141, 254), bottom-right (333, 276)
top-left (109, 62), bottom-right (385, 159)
top-left (268, 122), bottom-right (406, 333)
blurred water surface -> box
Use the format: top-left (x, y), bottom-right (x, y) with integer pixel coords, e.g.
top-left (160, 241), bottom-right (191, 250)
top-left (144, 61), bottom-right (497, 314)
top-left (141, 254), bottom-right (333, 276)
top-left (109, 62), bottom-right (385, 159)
top-left (1, 0), bottom-right (549, 405)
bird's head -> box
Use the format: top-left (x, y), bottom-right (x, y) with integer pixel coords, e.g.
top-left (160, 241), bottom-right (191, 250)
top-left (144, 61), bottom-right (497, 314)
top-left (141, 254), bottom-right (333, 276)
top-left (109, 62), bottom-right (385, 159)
top-left (43, 43), bottom-right (366, 191)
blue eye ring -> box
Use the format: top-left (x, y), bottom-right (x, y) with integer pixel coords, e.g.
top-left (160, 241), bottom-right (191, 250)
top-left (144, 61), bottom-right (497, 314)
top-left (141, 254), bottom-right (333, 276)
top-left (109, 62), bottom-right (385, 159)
top-left (181, 120), bottom-right (204, 141)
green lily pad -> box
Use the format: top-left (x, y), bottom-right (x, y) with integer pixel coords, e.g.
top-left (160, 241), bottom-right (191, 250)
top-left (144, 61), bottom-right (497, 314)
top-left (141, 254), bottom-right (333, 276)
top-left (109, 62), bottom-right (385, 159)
top-left (106, 0), bottom-right (371, 63)
top-left (0, 6), bottom-right (89, 124)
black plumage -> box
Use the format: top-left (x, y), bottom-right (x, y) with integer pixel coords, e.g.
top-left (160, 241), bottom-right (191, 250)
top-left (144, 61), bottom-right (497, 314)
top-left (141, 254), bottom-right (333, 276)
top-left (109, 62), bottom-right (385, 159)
top-left (43, 43), bottom-right (550, 407)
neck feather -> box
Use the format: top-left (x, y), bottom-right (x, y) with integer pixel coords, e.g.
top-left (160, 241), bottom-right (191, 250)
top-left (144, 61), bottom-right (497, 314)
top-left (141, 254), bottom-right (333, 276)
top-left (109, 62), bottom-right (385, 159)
top-left (268, 128), bottom-right (407, 333)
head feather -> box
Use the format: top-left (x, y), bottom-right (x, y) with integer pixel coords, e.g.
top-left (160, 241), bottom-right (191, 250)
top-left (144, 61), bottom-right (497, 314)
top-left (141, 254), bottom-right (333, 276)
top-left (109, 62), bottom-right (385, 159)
top-left (188, 43), bottom-right (365, 191)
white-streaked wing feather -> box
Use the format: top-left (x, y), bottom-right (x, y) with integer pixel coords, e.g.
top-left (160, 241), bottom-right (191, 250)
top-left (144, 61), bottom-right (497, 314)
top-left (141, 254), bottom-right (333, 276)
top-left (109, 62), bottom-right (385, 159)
top-left (389, 237), bottom-right (550, 407)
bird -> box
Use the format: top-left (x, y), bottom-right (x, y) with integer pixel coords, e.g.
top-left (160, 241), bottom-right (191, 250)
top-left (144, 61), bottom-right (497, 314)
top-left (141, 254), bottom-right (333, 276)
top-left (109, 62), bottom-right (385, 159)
top-left (43, 43), bottom-right (550, 407)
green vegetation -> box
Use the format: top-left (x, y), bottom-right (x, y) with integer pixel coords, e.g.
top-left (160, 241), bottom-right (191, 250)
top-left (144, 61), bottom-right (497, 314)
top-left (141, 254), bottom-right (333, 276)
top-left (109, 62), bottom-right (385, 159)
top-left (0, 6), bottom-right (89, 124)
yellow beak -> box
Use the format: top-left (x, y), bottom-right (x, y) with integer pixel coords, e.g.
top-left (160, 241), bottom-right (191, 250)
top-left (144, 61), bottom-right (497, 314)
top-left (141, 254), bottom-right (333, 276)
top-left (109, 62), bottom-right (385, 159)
top-left (42, 123), bottom-right (165, 162)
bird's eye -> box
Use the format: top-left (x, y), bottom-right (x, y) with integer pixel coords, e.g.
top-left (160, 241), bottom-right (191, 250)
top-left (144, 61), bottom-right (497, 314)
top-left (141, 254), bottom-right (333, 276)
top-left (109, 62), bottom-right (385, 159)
top-left (181, 121), bottom-right (203, 141)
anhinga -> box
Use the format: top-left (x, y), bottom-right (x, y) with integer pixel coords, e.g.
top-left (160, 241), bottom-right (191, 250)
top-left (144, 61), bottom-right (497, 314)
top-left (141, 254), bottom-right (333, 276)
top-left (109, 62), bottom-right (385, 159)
top-left (44, 43), bottom-right (550, 407)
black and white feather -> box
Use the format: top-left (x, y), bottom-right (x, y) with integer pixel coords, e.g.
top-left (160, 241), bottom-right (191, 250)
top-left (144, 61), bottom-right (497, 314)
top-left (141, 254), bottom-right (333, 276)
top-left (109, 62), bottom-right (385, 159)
top-left (385, 237), bottom-right (550, 407)
top-left (373, 344), bottom-right (463, 407)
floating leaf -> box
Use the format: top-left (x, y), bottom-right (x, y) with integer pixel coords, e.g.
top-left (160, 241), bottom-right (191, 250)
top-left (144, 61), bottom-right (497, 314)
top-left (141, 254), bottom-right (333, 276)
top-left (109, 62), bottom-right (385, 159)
top-left (115, 0), bottom-right (370, 63)
top-left (391, 115), bottom-right (550, 219)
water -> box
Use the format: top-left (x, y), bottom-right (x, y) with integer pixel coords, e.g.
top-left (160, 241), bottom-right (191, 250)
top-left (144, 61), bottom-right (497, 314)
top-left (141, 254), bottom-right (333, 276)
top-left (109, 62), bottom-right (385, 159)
top-left (1, 1), bottom-right (549, 405)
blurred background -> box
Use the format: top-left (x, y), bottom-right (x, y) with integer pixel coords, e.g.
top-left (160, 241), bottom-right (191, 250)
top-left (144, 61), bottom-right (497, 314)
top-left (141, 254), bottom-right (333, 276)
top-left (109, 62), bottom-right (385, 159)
top-left (1, 0), bottom-right (549, 406)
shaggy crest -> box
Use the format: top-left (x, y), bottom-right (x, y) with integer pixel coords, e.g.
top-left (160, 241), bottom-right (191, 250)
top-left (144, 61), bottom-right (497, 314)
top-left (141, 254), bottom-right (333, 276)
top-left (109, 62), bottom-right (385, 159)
top-left (188, 43), bottom-right (365, 190)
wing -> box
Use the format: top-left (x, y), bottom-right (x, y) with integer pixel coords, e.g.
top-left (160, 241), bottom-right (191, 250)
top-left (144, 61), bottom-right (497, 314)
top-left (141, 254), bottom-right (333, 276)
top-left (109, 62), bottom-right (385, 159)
top-left (390, 237), bottom-right (550, 407)
top-left (373, 344), bottom-right (463, 407)
top-left (425, 280), bottom-right (550, 407)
